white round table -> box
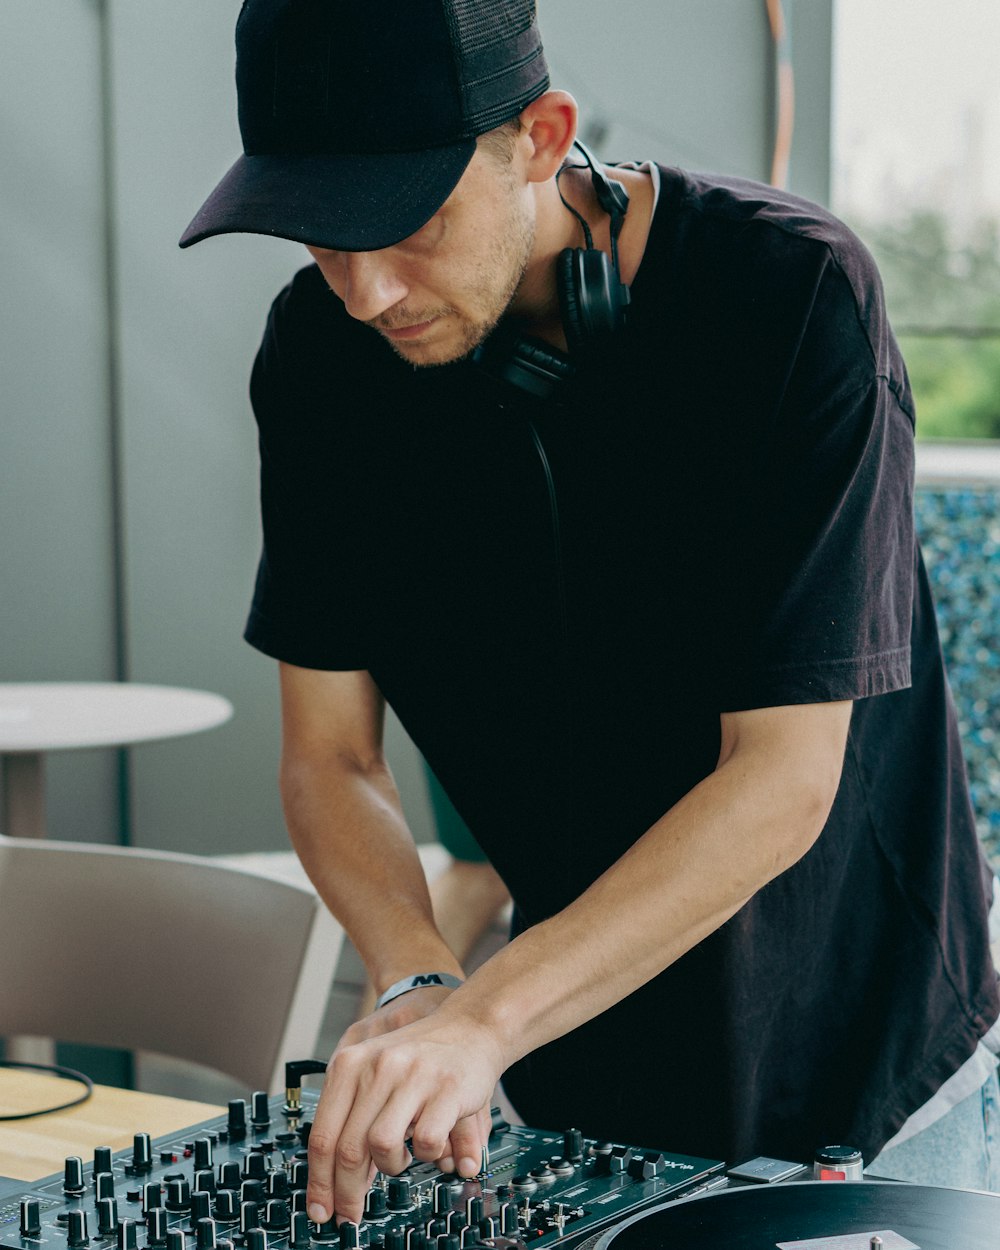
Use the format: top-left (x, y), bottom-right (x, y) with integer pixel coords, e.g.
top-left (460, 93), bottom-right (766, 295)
top-left (0, 682), bottom-right (233, 840)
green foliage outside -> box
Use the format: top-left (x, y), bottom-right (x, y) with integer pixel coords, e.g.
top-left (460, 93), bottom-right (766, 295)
top-left (844, 211), bottom-right (1000, 440)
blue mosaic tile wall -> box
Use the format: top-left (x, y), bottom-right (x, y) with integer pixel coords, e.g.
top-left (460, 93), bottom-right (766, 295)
top-left (915, 487), bottom-right (1000, 870)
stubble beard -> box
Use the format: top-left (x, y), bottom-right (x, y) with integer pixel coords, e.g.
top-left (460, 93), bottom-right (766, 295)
top-left (373, 190), bottom-right (536, 368)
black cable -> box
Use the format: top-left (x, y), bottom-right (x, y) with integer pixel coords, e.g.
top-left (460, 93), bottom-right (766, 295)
top-left (0, 1059), bottom-right (94, 1120)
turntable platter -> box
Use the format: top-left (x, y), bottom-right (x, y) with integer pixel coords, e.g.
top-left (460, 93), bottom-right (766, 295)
top-left (593, 1179), bottom-right (1000, 1250)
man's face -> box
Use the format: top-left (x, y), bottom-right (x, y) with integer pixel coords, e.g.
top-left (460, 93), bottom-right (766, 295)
top-left (306, 146), bottom-right (536, 366)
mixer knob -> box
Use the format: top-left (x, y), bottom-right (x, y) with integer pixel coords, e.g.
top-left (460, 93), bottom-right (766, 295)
top-left (20, 1198), bottom-right (42, 1238)
top-left (250, 1092), bottom-right (270, 1128)
top-left (166, 1233), bottom-right (186, 1250)
top-left (227, 1101), bottom-right (248, 1141)
top-left (436, 1236), bottom-right (459, 1250)
top-left (96, 1199), bottom-right (118, 1237)
top-left (432, 1183), bottom-right (451, 1215)
top-left (266, 1171), bottom-right (290, 1199)
top-left (291, 1191), bottom-right (308, 1216)
top-left (338, 1223), bottom-right (360, 1250)
top-left (384, 1232), bottom-right (405, 1250)
top-left (93, 1147), bottom-right (114, 1179)
top-left (245, 1232), bottom-right (267, 1250)
top-left (166, 1179), bottom-right (192, 1212)
top-left (65, 1210), bottom-right (89, 1250)
top-left (143, 1183), bottom-right (164, 1215)
top-left (195, 1218), bottom-right (217, 1250)
top-left (241, 1180), bottom-right (265, 1206)
top-left (189, 1192), bottom-right (212, 1231)
top-left (132, 1134), bottom-right (154, 1173)
top-left (262, 1200), bottom-right (290, 1231)
top-left (194, 1170), bottom-right (217, 1197)
top-left (194, 1140), bottom-right (214, 1173)
top-left (562, 1129), bottom-right (584, 1162)
top-left (95, 1171), bottom-right (116, 1203)
top-left (476, 1218), bottom-right (496, 1240)
top-left (64, 1156), bottom-right (86, 1195)
top-left (147, 1208), bottom-right (169, 1246)
top-left (365, 1187), bottom-right (387, 1218)
top-left (499, 1203), bottom-right (518, 1236)
top-left (387, 1178), bottom-right (412, 1210)
top-left (290, 1160), bottom-right (309, 1191)
top-left (311, 1217), bottom-right (338, 1243)
top-left (118, 1218), bottom-right (138, 1250)
top-left (217, 1162), bottom-right (241, 1192)
top-left (407, 1231), bottom-right (428, 1250)
top-left (214, 1191), bottom-right (239, 1223)
top-left (244, 1152), bottom-right (269, 1180)
top-left (289, 1211), bottom-right (312, 1249)
top-left (459, 1229), bottom-right (478, 1249)
top-left (239, 1201), bottom-right (261, 1235)
top-left (297, 1120), bottom-right (312, 1149)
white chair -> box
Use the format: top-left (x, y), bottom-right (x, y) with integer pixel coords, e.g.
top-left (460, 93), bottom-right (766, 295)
top-left (0, 834), bottom-right (343, 1093)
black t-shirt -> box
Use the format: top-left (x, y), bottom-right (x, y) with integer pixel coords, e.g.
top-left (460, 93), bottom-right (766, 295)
top-left (245, 167), bottom-right (999, 1165)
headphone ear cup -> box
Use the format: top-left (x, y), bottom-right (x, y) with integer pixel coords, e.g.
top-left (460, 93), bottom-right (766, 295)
top-left (557, 247), bottom-right (587, 355)
top-left (558, 246), bottom-right (628, 354)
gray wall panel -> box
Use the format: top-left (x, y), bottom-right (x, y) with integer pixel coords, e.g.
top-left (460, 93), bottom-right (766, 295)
top-left (0, 0), bottom-right (120, 842)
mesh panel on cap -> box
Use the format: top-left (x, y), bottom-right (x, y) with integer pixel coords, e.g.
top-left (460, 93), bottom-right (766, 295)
top-left (445, 0), bottom-right (536, 52)
top-left (443, 0), bottom-right (548, 133)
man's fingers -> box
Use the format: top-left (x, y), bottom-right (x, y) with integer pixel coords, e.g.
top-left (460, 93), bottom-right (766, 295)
top-left (447, 1111), bottom-right (488, 1178)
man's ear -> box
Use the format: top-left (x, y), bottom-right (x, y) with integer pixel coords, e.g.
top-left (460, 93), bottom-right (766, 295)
top-left (518, 90), bottom-right (579, 183)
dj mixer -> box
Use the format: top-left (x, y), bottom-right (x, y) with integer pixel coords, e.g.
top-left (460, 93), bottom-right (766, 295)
top-left (6, 1066), bottom-right (1000, 1250)
top-left (0, 1082), bottom-right (723, 1250)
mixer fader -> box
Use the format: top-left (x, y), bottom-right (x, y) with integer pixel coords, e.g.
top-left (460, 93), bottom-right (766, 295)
top-left (0, 1080), bottom-right (724, 1250)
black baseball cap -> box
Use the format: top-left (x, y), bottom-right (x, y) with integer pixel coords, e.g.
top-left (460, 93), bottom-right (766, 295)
top-left (179, 0), bottom-right (550, 252)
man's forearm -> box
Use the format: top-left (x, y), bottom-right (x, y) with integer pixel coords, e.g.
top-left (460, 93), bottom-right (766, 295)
top-left (280, 751), bottom-right (463, 992)
top-left (430, 700), bottom-right (853, 1070)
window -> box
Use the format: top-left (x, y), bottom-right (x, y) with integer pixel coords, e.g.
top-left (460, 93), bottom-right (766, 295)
top-left (832, 0), bottom-right (1000, 439)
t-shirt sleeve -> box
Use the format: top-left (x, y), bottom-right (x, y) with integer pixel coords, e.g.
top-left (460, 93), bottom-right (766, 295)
top-left (713, 242), bottom-right (916, 711)
top-left (243, 274), bottom-right (371, 671)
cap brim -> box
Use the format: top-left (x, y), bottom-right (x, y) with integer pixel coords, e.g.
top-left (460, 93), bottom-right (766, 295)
top-left (178, 140), bottom-right (477, 252)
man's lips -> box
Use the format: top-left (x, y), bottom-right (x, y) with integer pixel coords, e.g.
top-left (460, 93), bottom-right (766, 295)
top-left (380, 318), bottom-right (438, 341)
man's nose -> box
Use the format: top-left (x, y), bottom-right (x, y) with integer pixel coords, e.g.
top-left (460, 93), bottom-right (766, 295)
top-left (337, 250), bottom-right (409, 322)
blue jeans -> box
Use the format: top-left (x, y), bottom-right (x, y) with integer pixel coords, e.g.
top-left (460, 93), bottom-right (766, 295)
top-left (869, 1065), bottom-right (1000, 1191)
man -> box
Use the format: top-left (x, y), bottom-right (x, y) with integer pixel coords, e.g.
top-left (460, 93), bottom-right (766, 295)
top-left (181, 0), bottom-right (1000, 1223)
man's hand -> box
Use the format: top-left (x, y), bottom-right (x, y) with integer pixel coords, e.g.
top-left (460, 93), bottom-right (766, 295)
top-left (306, 1002), bottom-right (503, 1225)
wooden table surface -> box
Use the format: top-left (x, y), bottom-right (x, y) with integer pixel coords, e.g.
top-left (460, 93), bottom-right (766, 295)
top-left (0, 1069), bottom-right (222, 1182)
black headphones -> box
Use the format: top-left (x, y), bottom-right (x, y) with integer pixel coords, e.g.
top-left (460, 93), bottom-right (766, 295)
top-left (555, 138), bottom-right (631, 354)
top-left (473, 139), bottom-right (631, 397)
